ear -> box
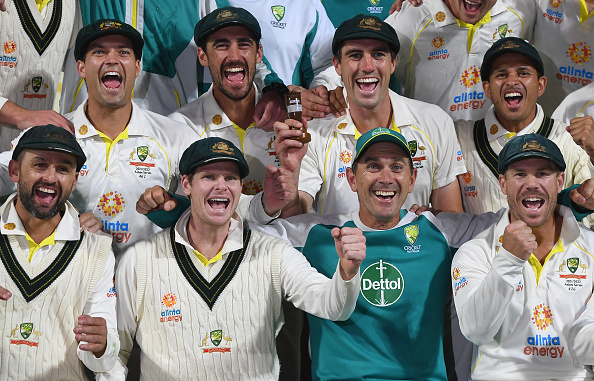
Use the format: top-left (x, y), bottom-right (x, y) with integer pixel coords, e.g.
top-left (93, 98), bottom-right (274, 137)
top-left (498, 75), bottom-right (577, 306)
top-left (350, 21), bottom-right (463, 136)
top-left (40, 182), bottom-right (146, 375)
top-left (408, 168), bottom-right (418, 194)
top-left (333, 56), bottom-right (342, 77)
top-left (557, 171), bottom-right (565, 193)
top-left (498, 173), bottom-right (507, 196)
top-left (390, 56), bottom-right (397, 75)
top-left (482, 81), bottom-right (492, 101)
top-left (8, 160), bottom-right (20, 184)
top-left (537, 75), bottom-right (547, 98)
top-left (76, 60), bottom-right (86, 79)
top-left (134, 59), bottom-right (141, 79)
top-left (181, 174), bottom-right (192, 196)
top-left (70, 172), bottom-right (79, 193)
top-left (256, 43), bottom-right (263, 64)
top-left (346, 166), bottom-right (357, 192)
top-left (197, 47), bottom-right (209, 68)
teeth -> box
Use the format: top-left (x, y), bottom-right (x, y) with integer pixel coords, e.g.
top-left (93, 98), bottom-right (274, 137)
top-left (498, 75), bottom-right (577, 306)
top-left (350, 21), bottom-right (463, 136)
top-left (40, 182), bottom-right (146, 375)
top-left (464, 0), bottom-right (480, 5)
top-left (374, 190), bottom-right (395, 196)
top-left (103, 71), bottom-right (121, 78)
top-left (356, 78), bottom-right (378, 83)
top-left (525, 197), bottom-right (543, 202)
top-left (37, 187), bottom-right (55, 194)
top-left (210, 198), bottom-right (229, 202)
top-left (505, 92), bottom-right (521, 98)
top-left (225, 68), bottom-right (244, 72)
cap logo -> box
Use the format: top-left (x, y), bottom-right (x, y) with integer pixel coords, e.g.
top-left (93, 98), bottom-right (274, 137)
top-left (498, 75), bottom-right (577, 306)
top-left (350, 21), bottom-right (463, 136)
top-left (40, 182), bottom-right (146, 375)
top-left (498, 41), bottom-right (521, 51)
top-left (359, 17), bottom-right (381, 31)
top-left (43, 131), bottom-right (71, 143)
top-left (212, 141), bottom-right (235, 155)
top-left (372, 127), bottom-right (390, 136)
top-left (216, 10), bottom-right (238, 21)
top-left (99, 21), bottom-right (122, 30)
top-left (522, 140), bottom-right (546, 152)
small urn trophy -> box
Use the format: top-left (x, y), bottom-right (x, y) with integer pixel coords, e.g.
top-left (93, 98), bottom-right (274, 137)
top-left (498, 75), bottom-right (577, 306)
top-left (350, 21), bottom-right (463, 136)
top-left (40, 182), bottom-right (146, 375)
top-left (284, 92), bottom-right (311, 144)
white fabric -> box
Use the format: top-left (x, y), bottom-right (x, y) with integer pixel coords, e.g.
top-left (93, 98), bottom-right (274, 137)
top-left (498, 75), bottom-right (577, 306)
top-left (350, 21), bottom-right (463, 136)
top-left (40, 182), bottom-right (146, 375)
top-left (385, 0), bottom-right (535, 121)
top-left (106, 212), bottom-right (359, 380)
top-left (299, 88), bottom-right (466, 215)
top-left (534, 0), bottom-right (594, 115)
top-left (0, 0), bottom-right (78, 150)
top-left (552, 81), bottom-right (594, 124)
top-left (452, 206), bottom-right (594, 380)
top-left (170, 85), bottom-right (279, 195)
top-left (0, 193), bottom-right (118, 378)
top-left (456, 105), bottom-right (594, 226)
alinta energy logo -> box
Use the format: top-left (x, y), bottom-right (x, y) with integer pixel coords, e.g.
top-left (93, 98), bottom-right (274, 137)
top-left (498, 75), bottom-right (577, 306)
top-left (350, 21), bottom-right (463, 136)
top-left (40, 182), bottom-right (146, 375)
top-left (450, 65), bottom-right (486, 112)
top-left (428, 36), bottom-right (449, 61)
top-left (3, 40), bottom-right (15, 54)
top-left (98, 191), bottom-right (125, 217)
top-left (543, 0), bottom-right (563, 23)
top-left (460, 65), bottom-right (481, 88)
top-left (462, 171), bottom-right (477, 198)
top-left (1, 41), bottom-right (17, 68)
top-left (160, 293), bottom-right (182, 323)
top-left (360, 260), bottom-right (404, 307)
top-left (531, 303), bottom-right (553, 330)
top-left (557, 42), bottom-right (593, 86)
top-left (337, 150), bottom-right (352, 178)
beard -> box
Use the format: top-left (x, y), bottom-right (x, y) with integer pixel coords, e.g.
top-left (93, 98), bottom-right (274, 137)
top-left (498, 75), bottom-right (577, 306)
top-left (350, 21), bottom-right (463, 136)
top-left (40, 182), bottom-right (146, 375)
top-left (18, 181), bottom-right (68, 220)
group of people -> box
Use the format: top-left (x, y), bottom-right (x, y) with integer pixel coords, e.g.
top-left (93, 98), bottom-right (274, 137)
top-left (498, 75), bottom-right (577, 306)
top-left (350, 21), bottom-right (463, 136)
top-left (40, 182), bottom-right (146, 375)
top-left (2, 0), bottom-right (594, 380)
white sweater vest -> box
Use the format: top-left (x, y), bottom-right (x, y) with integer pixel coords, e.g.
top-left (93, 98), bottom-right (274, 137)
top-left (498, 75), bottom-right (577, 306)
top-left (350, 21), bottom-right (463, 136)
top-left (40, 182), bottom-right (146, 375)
top-left (135, 227), bottom-right (284, 381)
top-left (0, 232), bottom-right (111, 380)
top-left (0, 0), bottom-right (77, 149)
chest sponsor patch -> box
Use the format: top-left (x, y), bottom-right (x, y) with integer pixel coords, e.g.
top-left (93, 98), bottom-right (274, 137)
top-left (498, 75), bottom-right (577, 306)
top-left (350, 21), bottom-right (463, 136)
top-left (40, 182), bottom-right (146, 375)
top-left (1, 40), bottom-right (17, 68)
top-left (361, 259), bottom-right (404, 307)
top-left (160, 293), bottom-right (182, 323)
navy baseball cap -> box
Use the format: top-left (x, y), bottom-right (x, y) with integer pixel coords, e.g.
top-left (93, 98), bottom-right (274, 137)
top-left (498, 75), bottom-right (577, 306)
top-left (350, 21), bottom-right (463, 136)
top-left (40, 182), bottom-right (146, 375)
top-left (498, 134), bottom-right (565, 174)
top-left (75, 19), bottom-right (144, 61)
top-left (180, 137), bottom-right (249, 178)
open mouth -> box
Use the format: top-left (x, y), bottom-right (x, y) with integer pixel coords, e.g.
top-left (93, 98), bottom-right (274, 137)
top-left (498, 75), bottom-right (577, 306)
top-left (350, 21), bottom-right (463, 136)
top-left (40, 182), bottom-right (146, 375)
top-left (224, 66), bottom-right (246, 83)
top-left (356, 77), bottom-right (379, 93)
top-left (462, 0), bottom-right (481, 13)
top-left (35, 186), bottom-right (57, 205)
top-left (208, 197), bottom-right (230, 211)
top-left (504, 91), bottom-right (523, 108)
top-left (373, 190), bottom-right (396, 200)
top-left (522, 197), bottom-right (544, 211)
top-left (102, 71), bottom-right (123, 90)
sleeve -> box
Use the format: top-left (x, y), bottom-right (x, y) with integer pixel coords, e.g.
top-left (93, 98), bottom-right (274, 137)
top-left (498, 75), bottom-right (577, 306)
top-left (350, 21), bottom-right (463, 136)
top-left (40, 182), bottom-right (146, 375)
top-left (557, 184), bottom-right (594, 221)
top-left (308, 64), bottom-right (343, 91)
top-left (78, 250), bottom-right (119, 373)
top-left (435, 209), bottom-right (505, 248)
top-left (0, 96), bottom-right (8, 112)
top-left (97, 245), bottom-right (140, 380)
top-left (452, 242), bottom-right (526, 346)
top-left (280, 245), bottom-right (359, 321)
top-left (241, 192), bottom-right (280, 225)
top-left (430, 112), bottom-right (467, 189)
top-left (568, 293), bottom-right (594, 365)
top-left (297, 131), bottom-right (324, 200)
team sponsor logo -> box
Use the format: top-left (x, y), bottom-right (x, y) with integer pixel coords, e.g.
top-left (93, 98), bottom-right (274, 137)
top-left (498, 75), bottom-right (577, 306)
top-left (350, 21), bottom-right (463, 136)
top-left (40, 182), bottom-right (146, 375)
top-left (200, 330), bottom-right (232, 353)
top-left (23, 76), bottom-right (48, 99)
top-left (450, 66), bottom-right (486, 112)
top-left (101, 219), bottom-right (131, 244)
top-left (367, 0), bottom-right (383, 14)
top-left (107, 277), bottom-right (117, 297)
top-left (9, 323), bottom-right (41, 347)
top-left (460, 65), bottom-right (481, 88)
top-left (1, 40), bottom-right (17, 68)
top-left (555, 42), bottom-right (593, 86)
top-left (531, 303), bottom-right (553, 330)
top-left (243, 179), bottom-right (263, 195)
top-left (340, 150), bottom-right (352, 164)
top-left (558, 258), bottom-right (588, 291)
top-left (428, 37), bottom-right (449, 61)
top-left (516, 280), bottom-right (524, 292)
top-left (271, 5), bottom-right (287, 28)
top-left (79, 164), bottom-right (89, 176)
top-left (456, 148), bottom-right (463, 162)
top-left (543, 0), bottom-right (563, 23)
top-left (524, 334), bottom-right (564, 358)
top-left (160, 293), bottom-right (182, 323)
top-left (462, 171), bottom-right (478, 198)
top-left (453, 270), bottom-right (468, 295)
top-left (128, 146), bottom-right (157, 178)
top-left (404, 225), bottom-right (418, 245)
top-left (361, 260), bottom-right (404, 307)
top-left (452, 267), bottom-right (460, 280)
top-left (98, 191), bottom-right (126, 216)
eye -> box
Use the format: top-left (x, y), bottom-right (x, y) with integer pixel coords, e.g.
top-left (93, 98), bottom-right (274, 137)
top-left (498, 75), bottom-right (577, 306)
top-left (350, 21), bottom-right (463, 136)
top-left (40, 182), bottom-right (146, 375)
top-left (225, 175), bottom-right (239, 181)
top-left (349, 53), bottom-right (363, 60)
top-left (367, 163), bottom-right (379, 171)
top-left (373, 52), bottom-right (386, 59)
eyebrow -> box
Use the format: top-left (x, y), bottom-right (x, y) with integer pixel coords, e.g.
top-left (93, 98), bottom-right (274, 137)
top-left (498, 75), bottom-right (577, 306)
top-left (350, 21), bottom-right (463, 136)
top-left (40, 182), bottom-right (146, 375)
top-left (211, 37), bottom-right (255, 45)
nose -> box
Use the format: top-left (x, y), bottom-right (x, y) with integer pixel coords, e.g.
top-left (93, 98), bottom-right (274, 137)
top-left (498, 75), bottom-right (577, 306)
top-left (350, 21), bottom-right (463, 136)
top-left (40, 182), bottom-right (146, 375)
top-left (525, 173), bottom-right (539, 188)
top-left (43, 166), bottom-right (58, 182)
top-left (361, 53), bottom-right (374, 72)
top-left (378, 166), bottom-right (393, 183)
top-left (228, 44), bottom-right (241, 61)
top-left (214, 176), bottom-right (228, 190)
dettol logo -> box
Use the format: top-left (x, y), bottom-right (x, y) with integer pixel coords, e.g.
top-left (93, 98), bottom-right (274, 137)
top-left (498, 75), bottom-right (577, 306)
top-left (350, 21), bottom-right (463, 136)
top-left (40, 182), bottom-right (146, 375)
top-left (361, 259), bottom-right (404, 307)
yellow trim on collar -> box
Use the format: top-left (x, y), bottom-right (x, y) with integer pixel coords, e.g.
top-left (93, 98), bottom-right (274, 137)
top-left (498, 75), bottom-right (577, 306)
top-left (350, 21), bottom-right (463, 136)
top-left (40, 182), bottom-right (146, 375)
top-left (232, 121), bottom-right (255, 152)
top-left (528, 238), bottom-right (564, 284)
top-left (97, 128), bottom-right (130, 172)
top-left (26, 231), bottom-right (56, 263)
top-left (194, 249), bottom-right (223, 266)
top-left (580, 0), bottom-right (594, 23)
top-left (354, 116), bottom-right (400, 140)
top-left (35, 0), bottom-right (52, 12)
top-left (456, 12), bottom-right (492, 53)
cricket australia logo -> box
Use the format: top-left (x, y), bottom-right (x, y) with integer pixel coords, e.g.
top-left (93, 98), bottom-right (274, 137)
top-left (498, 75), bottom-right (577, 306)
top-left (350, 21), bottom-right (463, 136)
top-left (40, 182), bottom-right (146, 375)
top-left (23, 76), bottom-right (48, 99)
top-left (271, 5), bottom-right (287, 28)
top-left (361, 260), bottom-right (404, 307)
top-left (9, 323), bottom-right (41, 347)
top-left (404, 225), bottom-right (421, 253)
top-left (200, 329), bottom-right (232, 353)
top-left (129, 146), bottom-right (157, 178)
top-left (367, 0), bottom-right (383, 13)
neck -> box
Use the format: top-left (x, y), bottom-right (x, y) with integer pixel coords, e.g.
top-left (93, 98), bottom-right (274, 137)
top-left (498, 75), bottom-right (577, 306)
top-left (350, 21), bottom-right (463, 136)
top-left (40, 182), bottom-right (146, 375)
top-left (495, 106), bottom-right (538, 134)
top-left (213, 86), bottom-right (256, 129)
top-left (85, 99), bottom-right (133, 140)
top-left (527, 213), bottom-right (563, 264)
top-left (358, 211), bottom-right (401, 231)
top-left (14, 200), bottom-right (61, 244)
top-left (348, 97), bottom-right (393, 135)
top-left (186, 216), bottom-right (230, 260)
top-left (586, 0), bottom-right (594, 14)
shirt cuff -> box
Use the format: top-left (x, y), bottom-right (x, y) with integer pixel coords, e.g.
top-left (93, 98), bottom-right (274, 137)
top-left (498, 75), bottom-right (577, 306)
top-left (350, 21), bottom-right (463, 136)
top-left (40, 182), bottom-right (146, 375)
top-left (78, 330), bottom-right (119, 372)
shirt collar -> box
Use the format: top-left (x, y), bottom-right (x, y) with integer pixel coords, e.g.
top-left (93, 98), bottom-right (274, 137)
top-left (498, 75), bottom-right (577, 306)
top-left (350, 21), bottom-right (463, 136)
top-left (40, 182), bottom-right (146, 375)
top-left (426, 0), bottom-right (507, 27)
top-left (484, 104), bottom-right (544, 142)
top-left (0, 193), bottom-right (81, 241)
top-left (174, 208), bottom-right (244, 256)
top-left (202, 84), bottom-right (262, 131)
top-left (72, 100), bottom-right (147, 139)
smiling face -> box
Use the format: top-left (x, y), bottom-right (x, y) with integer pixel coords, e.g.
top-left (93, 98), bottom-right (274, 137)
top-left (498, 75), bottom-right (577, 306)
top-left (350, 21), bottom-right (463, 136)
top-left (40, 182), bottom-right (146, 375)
top-left (182, 161), bottom-right (243, 229)
top-left (444, 0), bottom-right (497, 24)
top-left (347, 142), bottom-right (417, 229)
top-left (334, 39), bottom-right (396, 112)
top-left (9, 149), bottom-right (78, 221)
top-left (483, 53), bottom-right (546, 132)
top-left (77, 34), bottom-right (140, 110)
top-left (499, 158), bottom-right (564, 228)
top-left (198, 26), bottom-right (262, 102)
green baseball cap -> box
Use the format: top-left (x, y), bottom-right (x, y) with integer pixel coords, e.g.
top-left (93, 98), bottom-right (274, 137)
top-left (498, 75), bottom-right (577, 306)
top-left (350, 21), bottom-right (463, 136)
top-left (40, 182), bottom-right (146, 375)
top-left (498, 133), bottom-right (565, 174)
top-left (12, 125), bottom-right (86, 171)
top-left (354, 127), bottom-right (412, 164)
top-left (180, 137), bottom-right (249, 178)
top-left (194, 7), bottom-right (261, 47)
top-left (74, 19), bottom-right (144, 61)
top-left (481, 37), bottom-right (544, 81)
top-left (332, 14), bottom-right (400, 56)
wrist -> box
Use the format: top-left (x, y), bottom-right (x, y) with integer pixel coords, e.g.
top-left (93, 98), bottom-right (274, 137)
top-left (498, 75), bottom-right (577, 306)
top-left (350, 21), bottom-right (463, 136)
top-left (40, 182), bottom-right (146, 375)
top-left (263, 82), bottom-right (289, 99)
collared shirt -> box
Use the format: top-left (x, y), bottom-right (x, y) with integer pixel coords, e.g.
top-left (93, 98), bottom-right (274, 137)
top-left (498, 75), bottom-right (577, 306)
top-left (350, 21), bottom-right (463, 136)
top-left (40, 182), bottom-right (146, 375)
top-left (552, 81), bottom-right (594, 124)
top-left (0, 193), bottom-right (118, 371)
top-left (385, 0), bottom-right (535, 121)
top-left (299, 89), bottom-right (466, 215)
top-left (452, 205), bottom-right (594, 380)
